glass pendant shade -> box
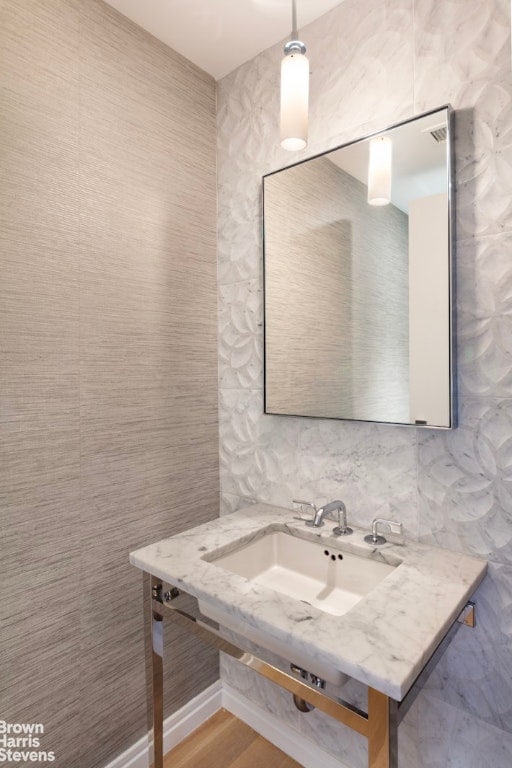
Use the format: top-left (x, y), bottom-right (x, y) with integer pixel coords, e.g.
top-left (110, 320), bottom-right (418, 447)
top-left (367, 136), bottom-right (392, 206)
top-left (280, 51), bottom-right (309, 151)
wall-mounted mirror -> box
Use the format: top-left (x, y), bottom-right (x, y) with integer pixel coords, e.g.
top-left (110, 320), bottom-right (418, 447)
top-left (263, 106), bottom-right (454, 428)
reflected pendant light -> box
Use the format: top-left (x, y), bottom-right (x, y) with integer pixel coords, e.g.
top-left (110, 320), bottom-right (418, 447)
top-left (367, 135), bottom-right (392, 206)
top-left (280, 0), bottom-right (309, 151)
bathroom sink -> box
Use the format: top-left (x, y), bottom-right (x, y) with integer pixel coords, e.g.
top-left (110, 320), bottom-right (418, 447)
top-left (130, 502), bottom-right (488, 697)
top-left (207, 530), bottom-right (397, 616)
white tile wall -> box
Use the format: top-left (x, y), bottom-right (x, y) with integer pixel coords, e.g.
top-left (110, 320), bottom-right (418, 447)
top-left (217, 0), bottom-right (512, 764)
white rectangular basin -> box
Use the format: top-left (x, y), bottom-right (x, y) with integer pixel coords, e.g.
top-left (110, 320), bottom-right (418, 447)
top-left (131, 503), bottom-right (488, 697)
top-left (209, 531), bottom-right (396, 616)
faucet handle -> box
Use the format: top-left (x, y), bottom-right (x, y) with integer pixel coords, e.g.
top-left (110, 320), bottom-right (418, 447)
top-left (364, 518), bottom-right (403, 545)
top-left (293, 499), bottom-right (317, 509)
top-left (292, 499), bottom-right (317, 521)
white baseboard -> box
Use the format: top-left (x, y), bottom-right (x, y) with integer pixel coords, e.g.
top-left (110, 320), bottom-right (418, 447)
top-left (221, 684), bottom-right (349, 768)
top-left (103, 680), bottom-right (222, 768)
top-left (103, 679), bottom-right (348, 768)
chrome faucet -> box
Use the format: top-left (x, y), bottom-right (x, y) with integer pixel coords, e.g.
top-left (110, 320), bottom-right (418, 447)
top-left (293, 499), bottom-right (353, 535)
top-left (364, 518), bottom-right (403, 545)
top-left (331, 501), bottom-right (353, 536)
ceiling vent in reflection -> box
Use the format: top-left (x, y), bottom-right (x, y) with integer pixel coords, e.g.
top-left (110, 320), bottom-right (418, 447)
top-left (422, 123), bottom-right (448, 144)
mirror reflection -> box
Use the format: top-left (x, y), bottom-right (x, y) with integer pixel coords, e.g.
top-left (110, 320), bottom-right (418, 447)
top-left (263, 106), bottom-right (454, 428)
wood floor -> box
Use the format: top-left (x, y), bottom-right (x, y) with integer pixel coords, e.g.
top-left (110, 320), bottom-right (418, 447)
top-left (163, 709), bottom-right (303, 768)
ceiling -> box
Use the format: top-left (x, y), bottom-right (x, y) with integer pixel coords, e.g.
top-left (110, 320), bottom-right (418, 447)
top-left (103, 0), bottom-right (344, 80)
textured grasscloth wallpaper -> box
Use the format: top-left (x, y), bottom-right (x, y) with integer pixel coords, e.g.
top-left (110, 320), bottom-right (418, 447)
top-left (217, 0), bottom-right (512, 766)
top-left (0, 2), bottom-right (219, 767)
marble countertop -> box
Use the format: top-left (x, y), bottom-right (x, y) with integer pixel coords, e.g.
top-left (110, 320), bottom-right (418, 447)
top-left (129, 503), bottom-right (487, 701)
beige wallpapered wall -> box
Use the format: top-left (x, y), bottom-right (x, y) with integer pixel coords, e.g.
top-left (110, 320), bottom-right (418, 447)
top-left (0, 2), bottom-right (219, 766)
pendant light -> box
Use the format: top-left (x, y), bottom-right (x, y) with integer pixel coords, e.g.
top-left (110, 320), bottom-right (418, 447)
top-left (367, 136), bottom-right (392, 206)
top-left (280, 0), bottom-right (309, 151)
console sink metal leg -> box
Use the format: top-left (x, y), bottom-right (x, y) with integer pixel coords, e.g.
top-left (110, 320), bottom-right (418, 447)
top-left (368, 688), bottom-right (397, 768)
top-left (146, 576), bottom-right (398, 768)
top-left (148, 575), bottom-right (164, 768)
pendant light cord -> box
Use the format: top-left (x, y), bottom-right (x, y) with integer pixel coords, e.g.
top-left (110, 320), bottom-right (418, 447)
top-left (291, 0), bottom-right (298, 40)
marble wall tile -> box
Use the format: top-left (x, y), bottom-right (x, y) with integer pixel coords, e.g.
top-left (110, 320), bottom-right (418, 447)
top-left (417, 398), bottom-right (512, 564)
top-left (303, 0), bottom-right (415, 151)
top-left (294, 419), bottom-right (419, 533)
top-left (220, 491), bottom-right (259, 516)
top-left (457, 233), bottom-right (512, 397)
top-left (399, 690), bottom-right (512, 768)
top-left (217, 0), bottom-right (512, 764)
top-left (458, 313), bottom-right (512, 399)
top-left (218, 279), bottom-right (263, 390)
top-left (414, 0), bottom-right (512, 240)
top-left (420, 562), bottom-right (512, 733)
top-left (219, 388), bottom-right (418, 528)
top-left (413, 0), bottom-right (510, 104)
top-left (457, 233), bottom-right (512, 321)
top-left (219, 388), bottom-right (303, 506)
top-left (216, 173), bottom-right (263, 286)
